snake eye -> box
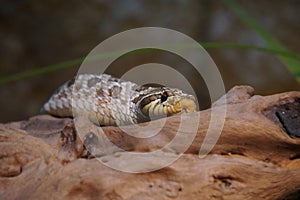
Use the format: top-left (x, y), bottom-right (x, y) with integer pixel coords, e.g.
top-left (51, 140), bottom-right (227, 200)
top-left (160, 91), bottom-right (168, 102)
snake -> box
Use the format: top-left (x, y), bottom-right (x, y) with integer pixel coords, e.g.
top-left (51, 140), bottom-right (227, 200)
top-left (42, 73), bottom-right (197, 126)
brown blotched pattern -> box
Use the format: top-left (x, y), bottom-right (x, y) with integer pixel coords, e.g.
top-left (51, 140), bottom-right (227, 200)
top-left (42, 74), bottom-right (196, 126)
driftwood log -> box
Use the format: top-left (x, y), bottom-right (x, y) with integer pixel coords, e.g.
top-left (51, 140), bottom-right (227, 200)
top-left (1, 86), bottom-right (300, 199)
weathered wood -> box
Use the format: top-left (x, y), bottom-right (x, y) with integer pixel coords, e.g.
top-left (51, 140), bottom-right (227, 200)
top-left (1, 86), bottom-right (300, 199)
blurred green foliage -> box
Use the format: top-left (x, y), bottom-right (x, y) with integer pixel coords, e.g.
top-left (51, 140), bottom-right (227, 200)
top-left (0, 0), bottom-right (299, 85)
top-left (224, 0), bottom-right (300, 83)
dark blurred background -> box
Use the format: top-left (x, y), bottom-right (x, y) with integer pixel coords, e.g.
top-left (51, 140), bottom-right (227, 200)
top-left (0, 0), bottom-right (299, 122)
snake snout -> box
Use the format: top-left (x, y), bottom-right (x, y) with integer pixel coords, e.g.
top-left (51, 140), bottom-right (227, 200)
top-left (178, 98), bottom-right (196, 113)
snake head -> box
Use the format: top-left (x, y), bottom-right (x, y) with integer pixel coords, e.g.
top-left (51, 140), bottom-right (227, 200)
top-left (136, 87), bottom-right (197, 121)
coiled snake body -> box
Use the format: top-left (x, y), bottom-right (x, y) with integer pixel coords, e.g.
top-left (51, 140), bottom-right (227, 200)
top-left (42, 74), bottom-right (196, 126)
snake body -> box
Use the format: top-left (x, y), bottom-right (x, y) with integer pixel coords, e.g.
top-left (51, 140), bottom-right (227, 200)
top-left (42, 74), bottom-right (196, 126)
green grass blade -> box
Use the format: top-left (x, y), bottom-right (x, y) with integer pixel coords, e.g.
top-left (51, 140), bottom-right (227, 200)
top-left (223, 0), bottom-right (300, 82)
top-left (0, 58), bottom-right (84, 84)
top-left (202, 42), bottom-right (300, 60)
top-left (0, 42), bottom-right (299, 85)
